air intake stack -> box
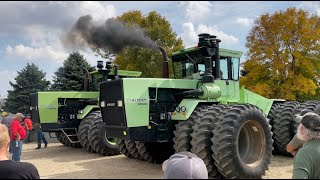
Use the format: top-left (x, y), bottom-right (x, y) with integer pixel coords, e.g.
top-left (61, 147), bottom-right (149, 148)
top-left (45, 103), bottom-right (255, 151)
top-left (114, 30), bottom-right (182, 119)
top-left (198, 33), bottom-right (220, 83)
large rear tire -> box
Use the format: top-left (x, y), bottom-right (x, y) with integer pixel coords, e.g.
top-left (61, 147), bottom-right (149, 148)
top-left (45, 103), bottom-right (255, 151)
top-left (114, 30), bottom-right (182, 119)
top-left (117, 139), bottom-right (132, 158)
top-left (267, 103), bottom-right (282, 154)
top-left (55, 132), bottom-right (68, 146)
top-left (190, 105), bottom-right (227, 179)
top-left (66, 128), bottom-right (82, 148)
top-left (78, 111), bottom-right (100, 153)
top-left (293, 101), bottom-right (320, 134)
top-left (273, 101), bottom-right (300, 155)
top-left (125, 140), bottom-right (143, 160)
top-left (173, 105), bottom-right (210, 152)
top-left (88, 114), bottom-right (120, 156)
top-left (55, 131), bottom-right (82, 148)
top-left (136, 141), bottom-right (175, 164)
top-left (211, 104), bottom-right (273, 179)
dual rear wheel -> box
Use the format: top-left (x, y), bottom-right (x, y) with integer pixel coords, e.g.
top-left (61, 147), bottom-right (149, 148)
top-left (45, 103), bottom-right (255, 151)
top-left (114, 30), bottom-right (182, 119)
top-left (270, 100), bottom-right (320, 156)
top-left (117, 104), bottom-right (272, 179)
top-left (174, 104), bottom-right (272, 179)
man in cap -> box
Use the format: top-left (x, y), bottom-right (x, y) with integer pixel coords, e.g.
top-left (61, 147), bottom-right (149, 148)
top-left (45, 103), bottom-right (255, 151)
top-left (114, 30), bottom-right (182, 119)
top-left (162, 151), bottom-right (208, 179)
top-left (23, 115), bottom-right (33, 144)
top-left (286, 109), bottom-right (313, 156)
top-left (290, 111), bottom-right (320, 179)
top-left (9, 113), bottom-right (26, 162)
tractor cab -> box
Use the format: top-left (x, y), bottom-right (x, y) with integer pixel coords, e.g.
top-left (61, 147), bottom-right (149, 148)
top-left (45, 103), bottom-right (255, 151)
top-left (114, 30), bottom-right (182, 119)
top-left (171, 45), bottom-right (242, 82)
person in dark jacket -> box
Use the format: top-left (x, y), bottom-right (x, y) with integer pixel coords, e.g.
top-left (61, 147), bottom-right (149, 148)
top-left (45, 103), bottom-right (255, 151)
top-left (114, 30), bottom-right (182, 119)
top-left (34, 122), bottom-right (47, 149)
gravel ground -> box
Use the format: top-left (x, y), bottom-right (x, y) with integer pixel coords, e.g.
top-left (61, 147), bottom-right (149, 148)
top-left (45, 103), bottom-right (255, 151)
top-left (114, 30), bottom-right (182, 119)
top-left (10, 142), bottom-right (294, 179)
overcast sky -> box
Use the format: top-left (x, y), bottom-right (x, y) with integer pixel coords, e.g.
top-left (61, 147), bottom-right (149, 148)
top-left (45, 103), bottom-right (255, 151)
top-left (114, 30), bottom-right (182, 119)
top-left (0, 1), bottom-right (319, 97)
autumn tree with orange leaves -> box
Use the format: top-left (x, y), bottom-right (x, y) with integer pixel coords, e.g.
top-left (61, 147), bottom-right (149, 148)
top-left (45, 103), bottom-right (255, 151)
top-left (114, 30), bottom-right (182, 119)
top-left (240, 7), bottom-right (320, 101)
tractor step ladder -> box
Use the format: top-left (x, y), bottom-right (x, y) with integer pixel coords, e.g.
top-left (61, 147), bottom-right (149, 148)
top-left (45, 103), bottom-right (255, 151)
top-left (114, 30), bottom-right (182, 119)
top-left (61, 128), bottom-right (80, 144)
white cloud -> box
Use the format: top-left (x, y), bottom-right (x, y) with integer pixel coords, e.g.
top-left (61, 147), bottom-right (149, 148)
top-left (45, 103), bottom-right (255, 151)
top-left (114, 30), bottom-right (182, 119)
top-left (2, 1), bottom-right (117, 64)
top-left (298, 1), bottom-right (320, 16)
top-left (0, 70), bottom-right (17, 97)
top-left (236, 18), bottom-right (254, 27)
top-left (179, 22), bottom-right (239, 47)
top-left (182, 1), bottom-right (213, 21)
top-left (6, 44), bottom-right (68, 63)
top-left (179, 22), bottom-right (198, 47)
top-left (48, 1), bottom-right (67, 7)
top-left (77, 1), bottom-right (116, 21)
top-left (197, 24), bottom-right (239, 44)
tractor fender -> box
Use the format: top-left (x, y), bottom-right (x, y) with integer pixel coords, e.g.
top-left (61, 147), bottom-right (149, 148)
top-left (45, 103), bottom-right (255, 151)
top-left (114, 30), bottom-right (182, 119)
top-left (171, 99), bottom-right (217, 120)
top-left (77, 105), bottom-right (100, 119)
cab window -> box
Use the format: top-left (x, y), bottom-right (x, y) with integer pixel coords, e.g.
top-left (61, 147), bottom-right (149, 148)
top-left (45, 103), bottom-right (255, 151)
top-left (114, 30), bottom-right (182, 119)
top-left (220, 57), bottom-right (228, 80)
top-left (173, 62), bottom-right (195, 79)
top-left (232, 58), bottom-right (240, 80)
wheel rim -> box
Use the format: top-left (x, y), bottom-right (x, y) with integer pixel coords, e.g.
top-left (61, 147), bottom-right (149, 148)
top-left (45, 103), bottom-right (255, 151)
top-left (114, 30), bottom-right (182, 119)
top-left (237, 120), bottom-right (266, 167)
top-left (104, 130), bottom-right (117, 145)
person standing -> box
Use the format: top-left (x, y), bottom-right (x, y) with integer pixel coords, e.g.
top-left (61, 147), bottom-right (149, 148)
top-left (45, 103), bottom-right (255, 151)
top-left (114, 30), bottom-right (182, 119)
top-left (286, 109), bottom-right (313, 156)
top-left (34, 122), bottom-right (47, 149)
top-left (0, 112), bottom-right (6, 124)
top-left (291, 112), bottom-right (320, 179)
top-left (9, 113), bottom-right (26, 162)
top-left (0, 123), bottom-right (40, 179)
top-left (1, 112), bottom-right (14, 129)
top-left (23, 115), bottom-right (33, 144)
top-left (1, 113), bottom-right (14, 153)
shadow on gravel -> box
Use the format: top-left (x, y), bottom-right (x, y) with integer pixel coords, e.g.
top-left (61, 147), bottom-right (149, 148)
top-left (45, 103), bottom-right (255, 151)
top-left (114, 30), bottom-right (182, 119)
top-left (42, 155), bottom-right (163, 179)
top-left (21, 143), bottom-right (102, 162)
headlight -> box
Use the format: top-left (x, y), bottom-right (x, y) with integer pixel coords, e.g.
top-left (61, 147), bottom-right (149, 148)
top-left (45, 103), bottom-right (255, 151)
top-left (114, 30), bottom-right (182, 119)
top-left (117, 100), bottom-right (123, 107)
top-left (100, 101), bottom-right (106, 107)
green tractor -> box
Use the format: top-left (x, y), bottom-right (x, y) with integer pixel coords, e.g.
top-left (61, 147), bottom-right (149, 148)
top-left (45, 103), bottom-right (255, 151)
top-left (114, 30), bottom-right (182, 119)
top-left (29, 63), bottom-right (142, 156)
top-left (98, 33), bottom-right (287, 178)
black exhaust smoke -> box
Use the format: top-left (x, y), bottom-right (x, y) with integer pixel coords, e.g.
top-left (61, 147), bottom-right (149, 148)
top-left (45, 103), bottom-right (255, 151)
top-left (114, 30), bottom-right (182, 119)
top-left (62, 15), bottom-right (159, 54)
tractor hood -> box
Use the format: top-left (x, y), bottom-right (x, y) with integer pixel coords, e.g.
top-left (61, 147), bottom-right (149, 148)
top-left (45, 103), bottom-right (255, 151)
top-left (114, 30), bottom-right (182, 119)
top-left (99, 78), bottom-right (199, 128)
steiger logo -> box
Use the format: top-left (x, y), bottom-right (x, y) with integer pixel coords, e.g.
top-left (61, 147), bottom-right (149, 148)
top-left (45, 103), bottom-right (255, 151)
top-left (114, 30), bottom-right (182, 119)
top-left (126, 98), bottom-right (147, 103)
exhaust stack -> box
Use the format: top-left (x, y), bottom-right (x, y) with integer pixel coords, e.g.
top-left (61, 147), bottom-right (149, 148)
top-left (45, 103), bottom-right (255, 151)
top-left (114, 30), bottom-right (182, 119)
top-left (159, 46), bottom-right (169, 78)
top-left (83, 68), bottom-right (90, 91)
top-left (214, 39), bottom-right (221, 79)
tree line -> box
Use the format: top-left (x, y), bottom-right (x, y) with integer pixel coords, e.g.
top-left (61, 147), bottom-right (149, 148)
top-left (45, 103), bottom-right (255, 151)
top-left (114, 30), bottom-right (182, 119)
top-left (4, 8), bottom-right (320, 113)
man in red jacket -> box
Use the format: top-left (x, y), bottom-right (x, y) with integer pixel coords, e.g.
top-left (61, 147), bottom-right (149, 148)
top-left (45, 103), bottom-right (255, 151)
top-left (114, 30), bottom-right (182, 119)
top-left (23, 115), bottom-right (33, 144)
top-left (10, 113), bottom-right (26, 162)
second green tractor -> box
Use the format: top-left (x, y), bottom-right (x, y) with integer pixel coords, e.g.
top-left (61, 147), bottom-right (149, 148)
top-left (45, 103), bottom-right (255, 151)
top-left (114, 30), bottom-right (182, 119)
top-left (30, 63), bottom-right (142, 156)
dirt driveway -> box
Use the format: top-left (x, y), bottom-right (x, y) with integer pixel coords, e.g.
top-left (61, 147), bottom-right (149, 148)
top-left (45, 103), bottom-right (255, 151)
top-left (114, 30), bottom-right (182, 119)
top-left (14, 142), bottom-right (294, 179)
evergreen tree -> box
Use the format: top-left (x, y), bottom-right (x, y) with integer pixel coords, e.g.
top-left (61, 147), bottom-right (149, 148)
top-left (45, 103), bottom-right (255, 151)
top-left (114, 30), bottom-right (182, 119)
top-left (51, 51), bottom-right (95, 91)
top-left (5, 63), bottom-right (50, 113)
